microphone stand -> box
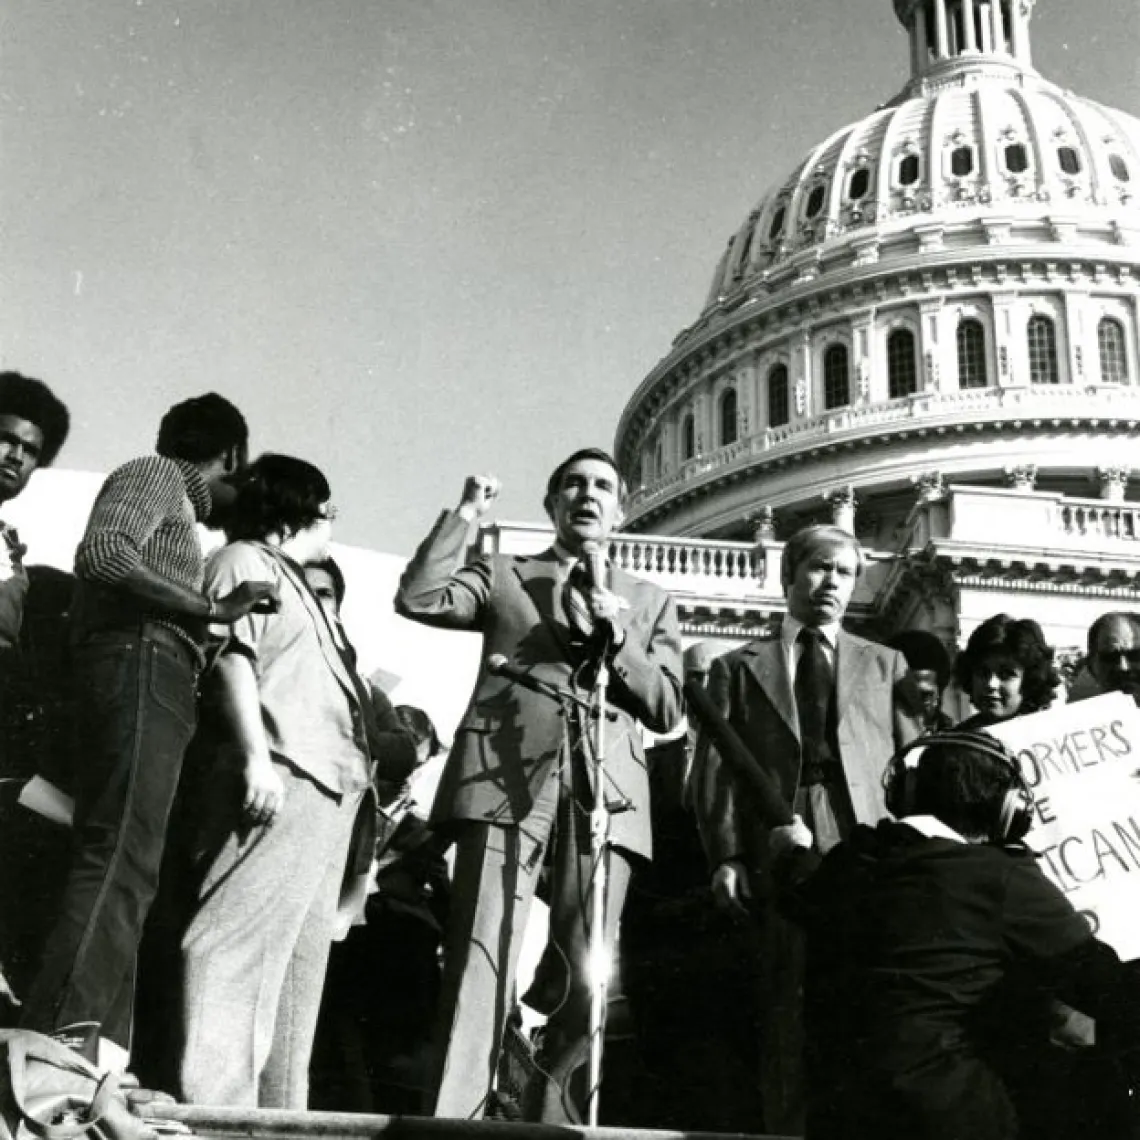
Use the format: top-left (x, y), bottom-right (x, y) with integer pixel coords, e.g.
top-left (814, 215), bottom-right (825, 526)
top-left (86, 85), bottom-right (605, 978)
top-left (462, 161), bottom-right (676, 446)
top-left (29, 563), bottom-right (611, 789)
top-left (488, 636), bottom-right (614, 1125)
top-left (583, 638), bottom-right (612, 1128)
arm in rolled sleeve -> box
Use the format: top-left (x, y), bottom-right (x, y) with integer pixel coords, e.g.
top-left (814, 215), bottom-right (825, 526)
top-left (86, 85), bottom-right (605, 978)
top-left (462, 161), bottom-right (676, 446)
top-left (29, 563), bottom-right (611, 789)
top-left (394, 509), bottom-right (492, 633)
top-left (607, 591), bottom-right (683, 735)
top-left (75, 459), bottom-right (214, 619)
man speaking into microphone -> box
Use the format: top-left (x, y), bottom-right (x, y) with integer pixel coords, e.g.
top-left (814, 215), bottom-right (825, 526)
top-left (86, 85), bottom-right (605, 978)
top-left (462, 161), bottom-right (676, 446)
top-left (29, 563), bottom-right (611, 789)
top-left (395, 448), bottom-right (682, 1123)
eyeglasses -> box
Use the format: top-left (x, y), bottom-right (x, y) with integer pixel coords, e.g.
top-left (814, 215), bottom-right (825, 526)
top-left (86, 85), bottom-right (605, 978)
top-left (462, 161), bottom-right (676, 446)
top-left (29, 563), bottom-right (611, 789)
top-left (319, 503), bottom-right (339, 521)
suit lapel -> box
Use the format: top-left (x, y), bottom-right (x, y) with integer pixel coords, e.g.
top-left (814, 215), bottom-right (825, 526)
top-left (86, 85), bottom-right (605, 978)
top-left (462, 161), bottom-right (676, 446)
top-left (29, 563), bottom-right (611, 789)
top-left (513, 550), bottom-right (576, 659)
top-left (835, 630), bottom-right (869, 724)
top-left (743, 639), bottom-right (799, 740)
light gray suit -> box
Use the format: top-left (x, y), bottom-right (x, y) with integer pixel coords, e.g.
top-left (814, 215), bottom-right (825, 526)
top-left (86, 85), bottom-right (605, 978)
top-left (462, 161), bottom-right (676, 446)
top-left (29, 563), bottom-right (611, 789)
top-left (695, 628), bottom-right (918, 1134)
top-left (395, 510), bottom-right (682, 1121)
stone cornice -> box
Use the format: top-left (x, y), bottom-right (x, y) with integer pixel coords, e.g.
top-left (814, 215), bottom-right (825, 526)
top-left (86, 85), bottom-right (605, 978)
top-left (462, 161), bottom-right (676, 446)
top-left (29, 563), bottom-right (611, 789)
top-left (880, 544), bottom-right (1140, 624)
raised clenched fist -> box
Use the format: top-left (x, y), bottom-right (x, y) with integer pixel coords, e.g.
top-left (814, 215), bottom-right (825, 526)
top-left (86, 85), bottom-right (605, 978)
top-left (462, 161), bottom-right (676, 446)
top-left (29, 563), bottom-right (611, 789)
top-left (458, 475), bottom-right (501, 521)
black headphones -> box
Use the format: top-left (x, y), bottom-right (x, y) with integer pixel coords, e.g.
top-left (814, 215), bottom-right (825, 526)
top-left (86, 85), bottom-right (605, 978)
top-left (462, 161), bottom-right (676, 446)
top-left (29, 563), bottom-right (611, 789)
top-left (883, 729), bottom-right (1035, 844)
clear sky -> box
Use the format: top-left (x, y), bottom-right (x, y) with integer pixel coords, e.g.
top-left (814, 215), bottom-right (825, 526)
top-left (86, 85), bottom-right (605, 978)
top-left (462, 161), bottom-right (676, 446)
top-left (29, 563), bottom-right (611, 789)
top-left (2, 0), bottom-right (1136, 555)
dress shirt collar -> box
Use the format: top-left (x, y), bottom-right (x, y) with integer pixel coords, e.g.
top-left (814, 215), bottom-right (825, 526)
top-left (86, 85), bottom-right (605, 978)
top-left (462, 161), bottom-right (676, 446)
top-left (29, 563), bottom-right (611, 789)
top-left (780, 613), bottom-right (840, 654)
top-left (551, 539), bottom-right (580, 567)
top-left (173, 459), bottom-right (213, 523)
top-left (903, 814), bottom-right (968, 845)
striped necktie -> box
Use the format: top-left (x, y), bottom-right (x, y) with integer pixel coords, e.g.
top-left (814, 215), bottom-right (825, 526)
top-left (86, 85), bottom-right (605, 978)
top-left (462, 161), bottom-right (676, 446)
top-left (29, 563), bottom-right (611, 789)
top-left (563, 561), bottom-right (596, 641)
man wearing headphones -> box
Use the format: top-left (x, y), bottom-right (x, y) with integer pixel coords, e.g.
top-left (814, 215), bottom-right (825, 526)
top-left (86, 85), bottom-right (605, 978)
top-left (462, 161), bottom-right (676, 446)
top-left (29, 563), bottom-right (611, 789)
top-left (775, 731), bottom-right (1140, 1140)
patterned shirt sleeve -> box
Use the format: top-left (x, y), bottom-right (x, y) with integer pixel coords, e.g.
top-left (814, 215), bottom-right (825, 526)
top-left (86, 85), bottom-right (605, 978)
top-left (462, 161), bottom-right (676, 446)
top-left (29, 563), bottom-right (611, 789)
top-left (74, 457), bottom-right (189, 584)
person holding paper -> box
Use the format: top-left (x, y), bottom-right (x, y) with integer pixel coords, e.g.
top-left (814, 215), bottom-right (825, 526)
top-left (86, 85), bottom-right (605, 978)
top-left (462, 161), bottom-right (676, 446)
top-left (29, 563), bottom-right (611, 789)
top-left (774, 730), bottom-right (1140, 1140)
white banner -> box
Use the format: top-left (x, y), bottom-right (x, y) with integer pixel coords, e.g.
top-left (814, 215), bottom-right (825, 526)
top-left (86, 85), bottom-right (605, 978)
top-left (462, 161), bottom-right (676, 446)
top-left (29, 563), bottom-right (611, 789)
top-left (987, 692), bottom-right (1140, 960)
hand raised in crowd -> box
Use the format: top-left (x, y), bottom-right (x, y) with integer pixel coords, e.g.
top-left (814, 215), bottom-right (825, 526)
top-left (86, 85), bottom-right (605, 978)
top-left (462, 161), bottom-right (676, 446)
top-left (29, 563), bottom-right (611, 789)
top-left (243, 754), bottom-right (285, 825)
top-left (457, 474), bottom-right (501, 523)
top-left (712, 857), bottom-right (752, 917)
top-left (212, 580), bottom-right (280, 623)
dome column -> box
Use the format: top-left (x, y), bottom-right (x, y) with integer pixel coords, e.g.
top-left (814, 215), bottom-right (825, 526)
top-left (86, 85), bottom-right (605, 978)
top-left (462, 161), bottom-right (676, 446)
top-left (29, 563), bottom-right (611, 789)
top-left (909, 7), bottom-right (925, 77)
top-left (990, 0), bottom-right (1006, 52)
top-left (961, 0), bottom-right (977, 51)
top-left (1010, 0), bottom-right (1032, 65)
top-left (977, 2), bottom-right (993, 51)
top-left (933, 0), bottom-right (950, 58)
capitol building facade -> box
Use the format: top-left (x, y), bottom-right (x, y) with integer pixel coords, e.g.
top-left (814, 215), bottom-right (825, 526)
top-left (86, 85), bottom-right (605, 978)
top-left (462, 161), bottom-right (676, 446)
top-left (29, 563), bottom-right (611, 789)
top-left (555, 0), bottom-right (1140, 669)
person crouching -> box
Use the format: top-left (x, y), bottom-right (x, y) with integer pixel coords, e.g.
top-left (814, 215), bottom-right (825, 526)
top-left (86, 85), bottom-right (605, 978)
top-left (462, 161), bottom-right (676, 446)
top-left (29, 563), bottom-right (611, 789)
top-left (775, 730), bottom-right (1140, 1140)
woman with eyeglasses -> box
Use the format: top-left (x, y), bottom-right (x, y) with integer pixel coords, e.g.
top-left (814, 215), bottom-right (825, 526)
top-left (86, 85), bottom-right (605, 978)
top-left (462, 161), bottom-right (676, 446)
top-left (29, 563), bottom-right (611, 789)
top-left (176, 454), bottom-right (376, 1109)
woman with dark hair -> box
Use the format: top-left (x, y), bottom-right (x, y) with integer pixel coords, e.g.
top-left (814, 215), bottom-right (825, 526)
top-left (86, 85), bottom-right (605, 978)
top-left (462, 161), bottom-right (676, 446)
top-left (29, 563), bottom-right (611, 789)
top-left (176, 455), bottom-right (376, 1109)
top-left (954, 613), bottom-right (1060, 729)
top-left (775, 731), bottom-right (1140, 1140)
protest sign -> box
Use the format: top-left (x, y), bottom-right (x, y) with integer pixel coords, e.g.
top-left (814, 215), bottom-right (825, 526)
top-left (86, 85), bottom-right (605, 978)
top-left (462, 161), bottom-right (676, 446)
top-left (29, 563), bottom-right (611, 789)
top-left (987, 692), bottom-right (1140, 960)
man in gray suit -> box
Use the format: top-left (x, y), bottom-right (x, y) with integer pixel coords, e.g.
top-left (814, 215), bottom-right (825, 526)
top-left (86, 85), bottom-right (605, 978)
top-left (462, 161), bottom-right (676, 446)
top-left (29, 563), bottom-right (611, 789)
top-left (695, 523), bottom-right (919, 1135)
top-left (395, 448), bottom-right (682, 1123)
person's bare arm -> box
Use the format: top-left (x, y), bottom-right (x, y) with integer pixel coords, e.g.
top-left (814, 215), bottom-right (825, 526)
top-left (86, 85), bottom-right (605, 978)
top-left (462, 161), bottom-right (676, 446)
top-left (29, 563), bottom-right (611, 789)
top-left (214, 652), bottom-right (284, 824)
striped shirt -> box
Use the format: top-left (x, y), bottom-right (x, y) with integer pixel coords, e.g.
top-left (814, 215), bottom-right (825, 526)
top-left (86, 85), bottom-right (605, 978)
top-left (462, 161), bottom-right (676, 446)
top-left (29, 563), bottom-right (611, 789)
top-left (75, 456), bottom-right (211, 588)
top-left (71, 456), bottom-right (212, 648)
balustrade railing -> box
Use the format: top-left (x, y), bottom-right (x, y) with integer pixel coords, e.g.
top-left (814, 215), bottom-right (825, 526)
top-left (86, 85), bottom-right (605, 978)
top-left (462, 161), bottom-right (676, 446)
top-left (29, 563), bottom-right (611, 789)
top-left (628, 383), bottom-right (1140, 513)
top-left (608, 534), bottom-right (756, 585)
top-left (1059, 501), bottom-right (1140, 542)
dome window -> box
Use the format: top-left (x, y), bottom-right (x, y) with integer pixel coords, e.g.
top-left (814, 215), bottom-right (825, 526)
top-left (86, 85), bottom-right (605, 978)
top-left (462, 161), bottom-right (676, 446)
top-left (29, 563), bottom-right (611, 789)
top-left (887, 329), bottom-right (918, 399)
top-left (719, 388), bottom-right (739, 446)
top-left (768, 364), bottom-right (790, 428)
top-left (1057, 147), bottom-right (1082, 175)
top-left (1109, 154), bottom-right (1131, 182)
top-left (823, 345), bottom-right (851, 410)
top-left (805, 185), bottom-right (827, 219)
top-left (1098, 318), bottom-right (1130, 384)
top-left (950, 147), bottom-right (975, 177)
top-left (956, 319), bottom-right (988, 389)
top-left (1004, 144), bottom-right (1029, 174)
top-left (768, 206), bottom-right (787, 242)
top-left (681, 413), bottom-right (696, 461)
top-left (1027, 315), bottom-right (1060, 385)
top-left (898, 154), bottom-right (921, 187)
top-left (847, 168), bottom-right (871, 201)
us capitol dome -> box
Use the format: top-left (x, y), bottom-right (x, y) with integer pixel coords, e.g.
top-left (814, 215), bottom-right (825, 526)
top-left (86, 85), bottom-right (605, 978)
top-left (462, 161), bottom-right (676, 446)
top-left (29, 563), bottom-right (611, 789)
top-left (600, 0), bottom-right (1140, 658)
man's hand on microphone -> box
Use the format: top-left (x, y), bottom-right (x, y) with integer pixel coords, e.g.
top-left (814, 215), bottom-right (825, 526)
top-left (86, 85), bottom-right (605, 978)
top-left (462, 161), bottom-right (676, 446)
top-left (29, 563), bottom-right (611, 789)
top-left (457, 475), bottom-right (501, 523)
top-left (587, 586), bottom-right (627, 648)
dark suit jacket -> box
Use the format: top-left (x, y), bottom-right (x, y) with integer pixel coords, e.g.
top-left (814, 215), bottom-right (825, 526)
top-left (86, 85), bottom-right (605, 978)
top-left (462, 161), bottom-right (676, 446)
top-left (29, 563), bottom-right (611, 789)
top-left (394, 510), bottom-right (683, 860)
top-left (696, 629), bottom-right (919, 894)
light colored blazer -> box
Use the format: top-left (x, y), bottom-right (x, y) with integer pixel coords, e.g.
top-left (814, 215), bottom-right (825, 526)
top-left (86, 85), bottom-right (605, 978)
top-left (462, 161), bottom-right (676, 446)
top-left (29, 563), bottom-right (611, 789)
top-left (394, 510), bottom-right (683, 860)
top-left (695, 630), bottom-right (919, 893)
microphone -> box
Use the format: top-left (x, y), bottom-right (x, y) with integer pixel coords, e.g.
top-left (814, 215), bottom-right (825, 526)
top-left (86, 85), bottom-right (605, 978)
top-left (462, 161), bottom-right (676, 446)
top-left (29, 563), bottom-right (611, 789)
top-left (579, 540), bottom-right (615, 648)
top-left (580, 539), bottom-right (607, 592)
top-left (487, 655), bottom-right (570, 704)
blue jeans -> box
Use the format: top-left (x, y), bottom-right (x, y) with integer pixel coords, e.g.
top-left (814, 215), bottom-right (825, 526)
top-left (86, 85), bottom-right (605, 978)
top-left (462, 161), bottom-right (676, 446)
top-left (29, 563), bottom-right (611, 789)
top-left (22, 627), bottom-right (198, 1048)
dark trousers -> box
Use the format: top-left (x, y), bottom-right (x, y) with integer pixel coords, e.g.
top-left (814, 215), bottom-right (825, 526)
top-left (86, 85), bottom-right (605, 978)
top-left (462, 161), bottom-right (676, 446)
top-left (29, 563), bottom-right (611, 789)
top-left (22, 628), bottom-right (198, 1049)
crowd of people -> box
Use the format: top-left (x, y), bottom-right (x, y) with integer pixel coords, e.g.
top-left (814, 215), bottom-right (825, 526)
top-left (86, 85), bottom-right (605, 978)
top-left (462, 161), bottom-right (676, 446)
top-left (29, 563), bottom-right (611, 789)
top-left (1, 369), bottom-right (1140, 1138)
